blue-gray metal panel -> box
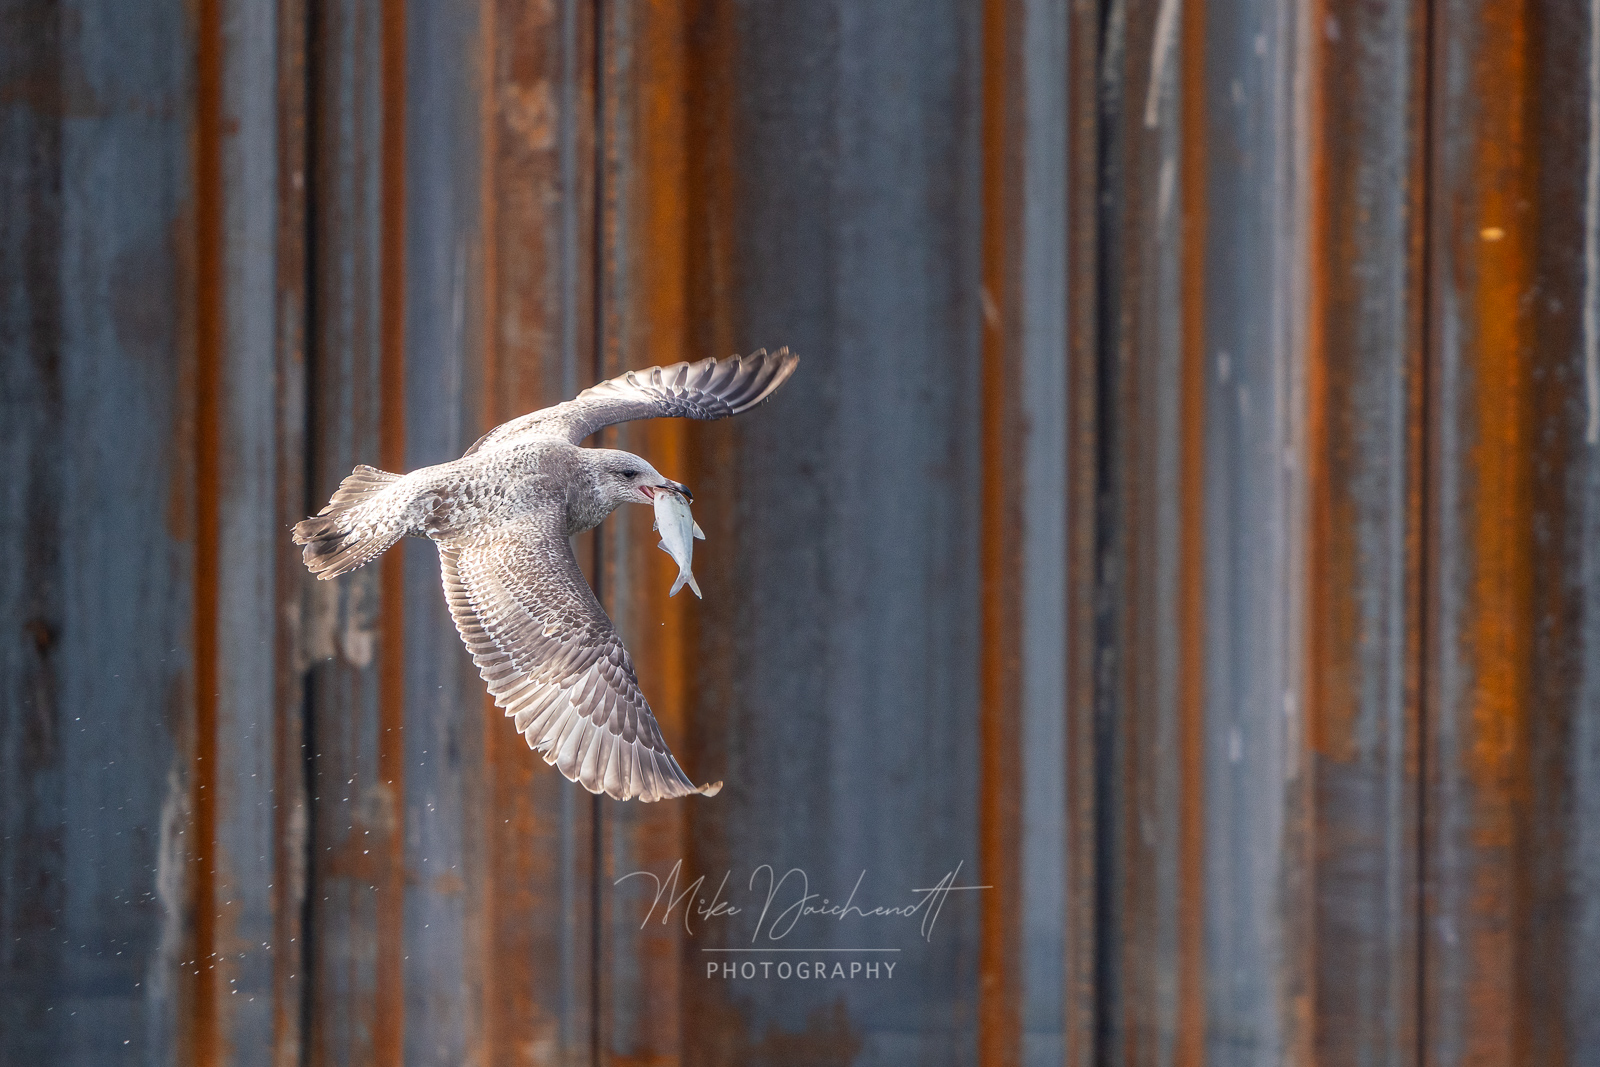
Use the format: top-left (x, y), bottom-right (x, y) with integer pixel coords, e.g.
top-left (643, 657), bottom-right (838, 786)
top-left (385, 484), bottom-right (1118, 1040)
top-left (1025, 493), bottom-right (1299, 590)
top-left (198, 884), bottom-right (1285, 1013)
top-left (1310, 0), bottom-right (1425, 1061)
top-left (0, 1), bottom-right (198, 1063)
top-left (303, 0), bottom-right (396, 1060)
top-left (213, 0), bottom-right (286, 1061)
top-left (1018, 0), bottom-right (1068, 1062)
top-left (1200, 0), bottom-right (1312, 1063)
top-left (1090, 0), bottom-right (1196, 1062)
top-left (1424, 1), bottom-right (1600, 1063)
top-left (398, 0), bottom-right (490, 1062)
top-left (679, 1), bottom-right (985, 1063)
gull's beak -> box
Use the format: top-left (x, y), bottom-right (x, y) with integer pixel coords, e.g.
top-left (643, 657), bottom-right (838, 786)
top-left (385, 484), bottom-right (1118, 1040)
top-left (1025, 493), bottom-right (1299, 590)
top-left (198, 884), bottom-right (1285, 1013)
top-left (664, 480), bottom-right (693, 503)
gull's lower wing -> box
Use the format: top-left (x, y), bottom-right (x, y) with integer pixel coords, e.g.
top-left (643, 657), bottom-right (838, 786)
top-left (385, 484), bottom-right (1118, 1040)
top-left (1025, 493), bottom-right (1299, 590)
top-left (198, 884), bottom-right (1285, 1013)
top-left (464, 347), bottom-right (798, 453)
top-left (438, 513), bottom-right (720, 802)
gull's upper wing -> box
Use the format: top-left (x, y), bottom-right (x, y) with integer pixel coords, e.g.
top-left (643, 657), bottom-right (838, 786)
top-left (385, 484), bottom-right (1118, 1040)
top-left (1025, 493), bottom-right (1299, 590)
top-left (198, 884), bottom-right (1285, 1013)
top-left (439, 513), bottom-right (720, 802)
top-left (465, 348), bottom-right (798, 453)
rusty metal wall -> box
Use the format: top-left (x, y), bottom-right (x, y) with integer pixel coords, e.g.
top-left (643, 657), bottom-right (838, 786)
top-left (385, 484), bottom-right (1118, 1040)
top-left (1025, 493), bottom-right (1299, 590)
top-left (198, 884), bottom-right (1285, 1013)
top-left (4, 0), bottom-right (1600, 1065)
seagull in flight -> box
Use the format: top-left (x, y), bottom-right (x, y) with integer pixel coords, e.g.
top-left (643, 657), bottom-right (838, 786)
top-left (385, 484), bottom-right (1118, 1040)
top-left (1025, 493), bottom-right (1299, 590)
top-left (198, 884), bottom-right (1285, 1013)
top-left (293, 349), bottom-right (799, 802)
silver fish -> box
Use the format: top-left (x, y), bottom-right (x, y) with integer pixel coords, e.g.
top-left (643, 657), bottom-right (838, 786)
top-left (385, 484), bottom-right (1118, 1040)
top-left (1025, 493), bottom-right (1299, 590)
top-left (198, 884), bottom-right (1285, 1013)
top-left (651, 488), bottom-right (705, 598)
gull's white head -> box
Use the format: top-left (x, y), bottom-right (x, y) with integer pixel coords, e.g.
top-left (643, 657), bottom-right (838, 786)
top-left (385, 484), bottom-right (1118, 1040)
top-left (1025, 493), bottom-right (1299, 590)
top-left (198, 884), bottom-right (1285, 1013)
top-left (590, 448), bottom-right (693, 509)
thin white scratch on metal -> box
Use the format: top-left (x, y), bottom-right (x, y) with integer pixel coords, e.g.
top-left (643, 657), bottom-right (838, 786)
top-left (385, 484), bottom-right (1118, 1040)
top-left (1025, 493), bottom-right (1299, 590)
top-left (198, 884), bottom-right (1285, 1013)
top-left (1143, 0), bottom-right (1181, 129)
top-left (1159, 154), bottom-right (1176, 225)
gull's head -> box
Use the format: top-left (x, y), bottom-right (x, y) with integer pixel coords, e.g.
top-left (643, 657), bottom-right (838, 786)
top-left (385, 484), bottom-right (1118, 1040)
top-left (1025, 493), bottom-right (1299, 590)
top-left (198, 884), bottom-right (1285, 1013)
top-left (592, 448), bottom-right (693, 507)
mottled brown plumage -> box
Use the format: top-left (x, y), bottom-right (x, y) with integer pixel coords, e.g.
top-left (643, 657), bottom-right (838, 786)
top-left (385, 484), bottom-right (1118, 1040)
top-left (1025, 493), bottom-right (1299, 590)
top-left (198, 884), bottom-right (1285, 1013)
top-left (292, 349), bottom-right (798, 801)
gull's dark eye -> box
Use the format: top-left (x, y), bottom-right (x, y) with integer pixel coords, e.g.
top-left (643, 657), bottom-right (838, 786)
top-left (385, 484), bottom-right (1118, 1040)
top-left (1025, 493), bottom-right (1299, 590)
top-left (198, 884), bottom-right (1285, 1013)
top-left (621, 469), bottom-right (640, 479)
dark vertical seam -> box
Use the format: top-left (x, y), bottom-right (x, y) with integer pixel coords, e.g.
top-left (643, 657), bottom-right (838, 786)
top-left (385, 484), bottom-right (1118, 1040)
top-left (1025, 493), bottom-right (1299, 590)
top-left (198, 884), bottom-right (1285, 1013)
top-left (1091, 1), bottom-right (1122, 1063)
top-left (299, 0), bottom-right (322, 1059)
top-left (194, 0), bottom-right (225, 1058)
top-left (376, 0), bottom-right (409, 1060)
top-left (590, 2), bottom-right (607, 1066)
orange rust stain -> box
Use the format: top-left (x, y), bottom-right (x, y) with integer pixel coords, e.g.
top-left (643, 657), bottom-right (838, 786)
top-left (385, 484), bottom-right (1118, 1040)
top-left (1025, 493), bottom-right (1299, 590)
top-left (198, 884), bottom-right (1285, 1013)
top-left (631, 0), bottom-right (691, 741)
top-left (1293, 0), bottom-right (1332, 1060)
top-left (1431, 0), bottom-right (1536, 1064)
top-left (192, 0), bottom-right (224, 1060)
top-left (605, 3), bottom-right (696, 1059)
top-left (1175, 0), bottom-right (1208, 1058)
top-left (480, 0), bottom-right (589, 1061)
top-left (672, 0), bottom-right (745, 1062)
top-left (978, 0), bottom-right (1022, 1064)
top-left (375, 0), bottom-right (407, 1063)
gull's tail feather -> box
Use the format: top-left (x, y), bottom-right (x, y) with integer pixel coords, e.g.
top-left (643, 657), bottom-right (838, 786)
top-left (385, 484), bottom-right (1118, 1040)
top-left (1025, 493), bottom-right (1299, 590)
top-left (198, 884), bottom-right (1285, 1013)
top-left (293, 465), bottom-right (406, 579)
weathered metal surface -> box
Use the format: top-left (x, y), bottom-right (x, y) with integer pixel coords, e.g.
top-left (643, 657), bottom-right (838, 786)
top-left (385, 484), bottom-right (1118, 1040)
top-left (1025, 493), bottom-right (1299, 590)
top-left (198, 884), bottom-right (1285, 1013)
top-left (1088, 0), bottom-right (1203, 1063)
top-left (1197, 1), bottom-right (1316, 1063)
top-left (207, 0), bottom-right (303, 1063)
top-left (7, 0), bottom-right (1600, 1064)
top-left (478, 0), bottom-right (600, 1063)
top-left (303, 0), bottom-right (405, 1060)
top-left (664, 2), bottom-right (987, 1065)
top-left (1064, 0), bottom-right (1106, 1063)
top-left (1016, 0), bottom-right (1070, 1065)
top-left (980, 0), bottom-right (1026, 1063)
top-left (1310, 0), bottom-right (1427, 1062)
top-left (597, 0), bottom-right (697, 1062)
top-left (1424, 0), bottom-right (1600, 1064)
top-left (270, 1), bottom-right (311, 1063)
top-left (0, 1), bottom-right (199, 1062)
top-left (398, 0), bottom-right (487, 1063)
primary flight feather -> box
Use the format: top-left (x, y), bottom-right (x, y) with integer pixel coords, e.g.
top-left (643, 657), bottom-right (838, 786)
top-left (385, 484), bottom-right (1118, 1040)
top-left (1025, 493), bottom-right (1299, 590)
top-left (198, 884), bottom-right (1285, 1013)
top-left (292, 348), bottom-right (799, 802)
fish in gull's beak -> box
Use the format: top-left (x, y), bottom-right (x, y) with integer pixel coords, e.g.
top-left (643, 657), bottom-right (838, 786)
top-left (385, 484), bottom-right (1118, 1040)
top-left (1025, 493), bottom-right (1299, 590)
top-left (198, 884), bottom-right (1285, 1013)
top-left (637, 480), bottom-right (693, 504)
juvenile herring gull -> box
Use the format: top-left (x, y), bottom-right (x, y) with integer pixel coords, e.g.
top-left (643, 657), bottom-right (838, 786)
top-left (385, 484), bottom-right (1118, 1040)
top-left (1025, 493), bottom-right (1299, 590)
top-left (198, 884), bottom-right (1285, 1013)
top-left (293, 349), bottom-right (799, 802)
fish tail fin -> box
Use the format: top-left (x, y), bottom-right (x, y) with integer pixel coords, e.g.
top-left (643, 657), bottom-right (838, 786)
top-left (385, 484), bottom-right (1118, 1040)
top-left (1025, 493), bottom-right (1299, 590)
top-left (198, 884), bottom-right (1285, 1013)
top-left (293, 465), bottom-right (407, 579)
top-left (658, 540), bottom-right (702, 598)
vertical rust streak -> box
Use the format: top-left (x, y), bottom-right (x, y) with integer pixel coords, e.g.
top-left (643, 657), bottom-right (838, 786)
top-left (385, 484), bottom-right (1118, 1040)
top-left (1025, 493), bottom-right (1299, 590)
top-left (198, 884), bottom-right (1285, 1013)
top-left (676, 0), bottom-right (737, 1054)
top-left (376, 0), bottom-right (407, 1063)
top-left (631, 0), bottom-right (691, 761)
top-left (479, 0), bottom-right (499, 427)
top-left (1424, 0), bottom-right (1538, 1063)
top-left (481, 0), bottom-right (579, 1055)
top-left (193, 0), bottom-right (225, 1060)
top-left (1176, 0), bottom-right (1209, 1057)
top-left (608, 0), bottom-right (692, 1059)
top-left (979, 0), bottom-right (1021, 1063)
top-left (1461, 2), bottom-right (1534, 1058)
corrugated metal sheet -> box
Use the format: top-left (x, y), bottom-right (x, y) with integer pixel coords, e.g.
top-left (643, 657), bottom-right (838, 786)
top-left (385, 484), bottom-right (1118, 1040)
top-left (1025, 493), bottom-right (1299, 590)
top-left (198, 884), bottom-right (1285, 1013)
top-left (4, 0), bottom-right (1600, 1064)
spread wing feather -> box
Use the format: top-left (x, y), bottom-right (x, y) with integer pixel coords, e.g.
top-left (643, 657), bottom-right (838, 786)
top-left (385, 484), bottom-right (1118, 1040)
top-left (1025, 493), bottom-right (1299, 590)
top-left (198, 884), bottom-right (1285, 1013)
top-left (465, 348), bottom-right (798, 454)
top-left (439, 515), bottom-right (720, 802)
